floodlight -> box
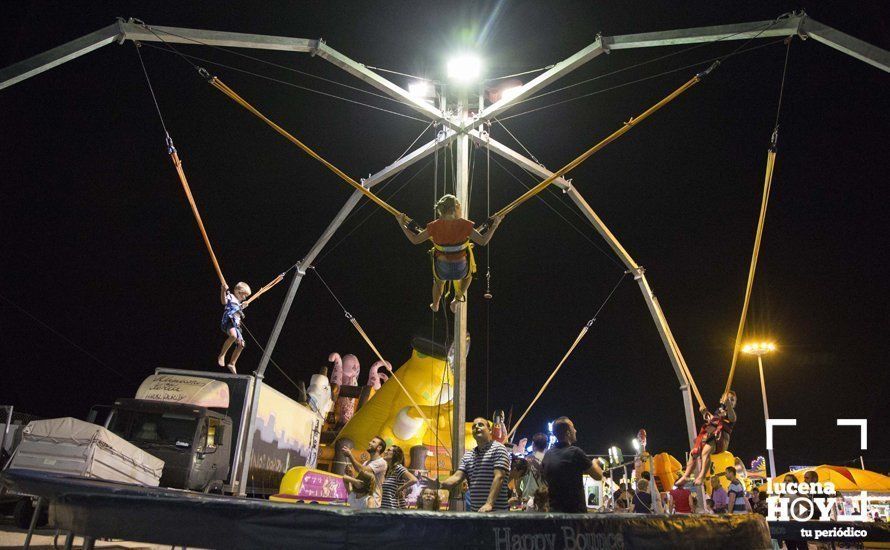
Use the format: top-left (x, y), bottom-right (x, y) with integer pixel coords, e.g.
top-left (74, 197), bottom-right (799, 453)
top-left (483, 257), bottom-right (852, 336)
top-left (742, 341), bottom-right (777, 357)
top-left (408, 80), bottom-right (434, 99)
top-left (632, 438), bottom-right (641, 452)
top-left (500, 85), bottom-right (523, 102)
top-left (447, 54), bottom-right (482, 83)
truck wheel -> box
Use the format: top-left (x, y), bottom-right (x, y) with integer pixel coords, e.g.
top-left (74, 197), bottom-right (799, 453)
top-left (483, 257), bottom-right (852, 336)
top-left (12, 499), bottom-right (48, 529)
top-left (203, 480), bottom-right (224, 494)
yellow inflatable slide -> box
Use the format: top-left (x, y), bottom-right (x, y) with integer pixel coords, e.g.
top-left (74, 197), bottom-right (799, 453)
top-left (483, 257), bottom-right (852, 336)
top-left (335, 342), bottom-right (475, 472)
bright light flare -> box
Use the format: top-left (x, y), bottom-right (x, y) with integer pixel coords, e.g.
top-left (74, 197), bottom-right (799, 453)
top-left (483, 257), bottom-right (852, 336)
top-left (408, 80), bottom-right (434, 98)
top-left (631, 438), bottom-right (641, 452)
top-left (500, 85), bottom-right (523, 102)
top-left (742, 341), bottom-right (777, 356)
top-left (447, 54), bottom-right (482, 83)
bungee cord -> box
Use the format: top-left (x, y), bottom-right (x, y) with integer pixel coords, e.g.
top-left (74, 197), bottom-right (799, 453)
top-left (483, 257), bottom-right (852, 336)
top-left (310, 266), bottom-right (453, 458)
top-left (134, 42), bottom-right (292, 301)
top-left (507, 271), bottom-right (628, 441)
top-left (724, 36), bottom-right (794, 396)
top-left (488, 65), bottom-right (714, 224)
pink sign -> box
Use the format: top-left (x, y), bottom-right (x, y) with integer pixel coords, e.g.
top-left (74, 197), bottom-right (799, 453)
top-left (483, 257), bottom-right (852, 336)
top-left (298, 471), bottom-right (348, 501)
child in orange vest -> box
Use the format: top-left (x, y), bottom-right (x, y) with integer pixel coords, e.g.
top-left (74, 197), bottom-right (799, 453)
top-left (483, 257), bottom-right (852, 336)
top-left (398, 194), bottom-right (502, 312)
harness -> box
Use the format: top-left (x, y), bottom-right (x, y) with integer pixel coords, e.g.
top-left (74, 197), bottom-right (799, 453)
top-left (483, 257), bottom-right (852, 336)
top-left (428, 240), bottom-right (477, 282)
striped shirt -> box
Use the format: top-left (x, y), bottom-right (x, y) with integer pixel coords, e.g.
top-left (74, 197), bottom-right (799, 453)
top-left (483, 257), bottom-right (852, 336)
top-left (458, 440), bottom-right (510, 511)
top-left (380, 464), bottom-right (410, 509)
top-left (728, 480), bottom-right (748, 513)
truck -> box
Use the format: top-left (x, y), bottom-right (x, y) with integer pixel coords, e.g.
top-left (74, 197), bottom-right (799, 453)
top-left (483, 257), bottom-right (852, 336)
top-left (102, 368), bottom-right (322, 496)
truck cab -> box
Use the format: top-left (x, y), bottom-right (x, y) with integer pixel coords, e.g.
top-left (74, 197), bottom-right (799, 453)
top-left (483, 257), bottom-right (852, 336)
top-left (107, 398), bottom-right (232, 492)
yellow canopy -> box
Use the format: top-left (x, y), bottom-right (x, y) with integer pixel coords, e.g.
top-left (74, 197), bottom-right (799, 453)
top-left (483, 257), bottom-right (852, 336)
top-left (772, 465), bottom-right (890, 492)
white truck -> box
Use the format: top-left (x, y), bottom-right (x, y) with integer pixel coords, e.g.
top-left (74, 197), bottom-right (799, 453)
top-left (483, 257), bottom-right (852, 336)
top-left (103, 368), bottom-right (322, 496)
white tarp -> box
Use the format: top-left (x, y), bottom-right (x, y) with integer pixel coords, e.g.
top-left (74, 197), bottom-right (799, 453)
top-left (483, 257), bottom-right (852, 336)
top-left (9, 417), bottom-right (164, 486)
top-left (135, 374), bottom-right (230, 408)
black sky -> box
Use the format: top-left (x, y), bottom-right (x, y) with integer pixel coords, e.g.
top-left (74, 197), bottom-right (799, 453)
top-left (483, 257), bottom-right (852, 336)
top-left (2, 1), bottom-right (888, 474)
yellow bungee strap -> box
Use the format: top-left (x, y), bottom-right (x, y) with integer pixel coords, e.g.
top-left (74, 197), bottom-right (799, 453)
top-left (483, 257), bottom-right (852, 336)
top-left (491, 64), bottom-right (717, 222)
top-left (204, 73), bottom-right (415, 227)
top-left (724, 137), bottom-right (778, 395)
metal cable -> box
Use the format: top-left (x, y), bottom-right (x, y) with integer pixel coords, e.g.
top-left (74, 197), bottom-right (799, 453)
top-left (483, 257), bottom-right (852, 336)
top-left (138, 22), bottom-right (412, 107)
top-left (507, 17), bottom-right (786, 110)
top-left (133, 43), bottom-right (170, 137)
top-left (316, 158), bottom-right (434, 263)
top-left (500, 38), bottom-right (786, 122)
top-left (140, 43), bottom-right (427, 123)
top-left (489, 155), bottom-right (625, 269)
top-left (0, 292), bottom-right (126, 379)
top-left (240, 322), bottom-right (303, 393)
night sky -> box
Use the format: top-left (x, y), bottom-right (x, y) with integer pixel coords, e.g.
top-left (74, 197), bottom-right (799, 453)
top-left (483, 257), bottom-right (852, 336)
top-left (2, 1), bottom-right (888, 474)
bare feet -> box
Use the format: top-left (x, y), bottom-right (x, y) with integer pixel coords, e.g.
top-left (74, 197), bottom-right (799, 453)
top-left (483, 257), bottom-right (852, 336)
top-left (217, 355), bottom-right (226, 367)
top-left (430, 300), bottom-right (439, 312)
top-left (450, 295), bottom-right (466, 313)
top-left (227, 364), bottom-right (237, 374)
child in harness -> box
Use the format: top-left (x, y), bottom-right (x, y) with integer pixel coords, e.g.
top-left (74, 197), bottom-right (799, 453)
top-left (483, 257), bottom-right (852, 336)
top-left (397, 194), bottom-right (502, 312)
top-left (675, 391), bottom-right (737, 487)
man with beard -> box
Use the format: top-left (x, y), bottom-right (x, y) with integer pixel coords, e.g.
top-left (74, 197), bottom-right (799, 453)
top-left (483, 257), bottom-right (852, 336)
top-left (344, 435), bottom-right (387, 504)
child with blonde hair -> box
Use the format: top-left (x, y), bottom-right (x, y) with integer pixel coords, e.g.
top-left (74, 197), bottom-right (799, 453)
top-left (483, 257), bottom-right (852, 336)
top-left (398, 194), bottom-right (502, 312)
top-left (217, 282), bottom-right (251, 373)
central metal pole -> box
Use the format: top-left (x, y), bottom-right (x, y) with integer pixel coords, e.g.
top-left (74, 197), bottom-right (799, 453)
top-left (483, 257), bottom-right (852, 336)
top-left (451, 87), bottom-right (470, 476)
top-left (758, 356), bottom-right (777, 478)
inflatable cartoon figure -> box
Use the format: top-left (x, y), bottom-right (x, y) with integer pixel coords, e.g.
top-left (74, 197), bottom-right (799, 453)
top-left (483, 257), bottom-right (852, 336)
top-left (337, 354), bottom-right (360, 426)
top-left (336, 340), bottom-right (474, 467)
top-left (367, 360), bottom-right (390, 391)
top-left (306, 371), bottom-right (334, 419)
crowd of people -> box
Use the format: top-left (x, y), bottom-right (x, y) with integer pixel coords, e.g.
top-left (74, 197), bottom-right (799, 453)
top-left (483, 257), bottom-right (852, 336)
top-left (339, 415), bottom-right (777, 516)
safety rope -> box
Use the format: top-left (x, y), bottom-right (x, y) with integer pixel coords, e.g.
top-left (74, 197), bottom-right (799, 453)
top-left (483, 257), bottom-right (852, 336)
top-left (507, 272), bottom-right (627, 441)
top-left (490, 65), bottom-right (715, 222)
top-left (240, 322), bottom-right (303, 393)
top-left (204, 74), bottom-right (418, 228)
top-left (134, 44), bottom-right (291, 303)
top-left (484, 124), bottom-right (492, 416)
top-left (724, 37), bottom-right (793, 395)
top-left (310, 267), bottom-right (452, 457)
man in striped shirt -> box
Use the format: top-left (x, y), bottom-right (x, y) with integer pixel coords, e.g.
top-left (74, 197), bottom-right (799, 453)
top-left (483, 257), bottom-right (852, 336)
top-left (442, 417), bottom-right (510, 512)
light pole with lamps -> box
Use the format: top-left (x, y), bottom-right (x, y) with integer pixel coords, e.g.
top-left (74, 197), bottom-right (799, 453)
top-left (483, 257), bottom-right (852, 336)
top-left (742, 341), bottom-right (777, 478)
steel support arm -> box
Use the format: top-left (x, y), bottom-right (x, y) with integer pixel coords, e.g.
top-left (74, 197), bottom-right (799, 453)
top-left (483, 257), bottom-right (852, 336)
top-left (800, 18), bottom-right (890, 73)
top-left (119, 21), bottom-right (316, 52)
top-left (313, 42), bottom-right (453, 127)
top-left (604, 16), bottom-right (802, 50)
top-left (254, 129), bottom-right (455, 377)
top-left (470, 128), bottom-right (697, 442)
top-left (473, 38), bottom-right (606, 127)
top-left (0, 22), bottom-right (123, 90)
top-left (468, 131), bottom-right (640, 270)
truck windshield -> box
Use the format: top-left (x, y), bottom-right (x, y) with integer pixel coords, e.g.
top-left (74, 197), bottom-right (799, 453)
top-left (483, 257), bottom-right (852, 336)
top-left (109, 410), bottom-right (197, 449)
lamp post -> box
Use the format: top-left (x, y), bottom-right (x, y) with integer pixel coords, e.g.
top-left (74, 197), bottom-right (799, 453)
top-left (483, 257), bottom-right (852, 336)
top-left (742, 341), bottom-right (777, 479)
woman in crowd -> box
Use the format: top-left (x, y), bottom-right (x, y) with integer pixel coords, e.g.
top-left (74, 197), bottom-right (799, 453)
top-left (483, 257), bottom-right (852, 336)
top-left (379, 445), bottom-right (418, 509)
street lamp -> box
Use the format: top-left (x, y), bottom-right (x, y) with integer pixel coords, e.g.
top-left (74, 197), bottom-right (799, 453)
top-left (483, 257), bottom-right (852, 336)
top-left (742, 341), bottom-right (778, 479)
top-left (446, 54), bottom-right (482, 83)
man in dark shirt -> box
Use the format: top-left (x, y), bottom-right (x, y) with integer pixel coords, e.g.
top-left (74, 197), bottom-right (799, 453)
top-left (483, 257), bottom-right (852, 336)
top-left (542, 416), bottom-right (603, 513)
